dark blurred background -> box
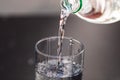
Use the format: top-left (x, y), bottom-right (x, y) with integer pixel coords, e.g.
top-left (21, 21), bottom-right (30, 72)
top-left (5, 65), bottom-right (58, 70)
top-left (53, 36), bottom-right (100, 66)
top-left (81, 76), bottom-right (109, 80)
top-left (0, 0), bottom-right (120, 80)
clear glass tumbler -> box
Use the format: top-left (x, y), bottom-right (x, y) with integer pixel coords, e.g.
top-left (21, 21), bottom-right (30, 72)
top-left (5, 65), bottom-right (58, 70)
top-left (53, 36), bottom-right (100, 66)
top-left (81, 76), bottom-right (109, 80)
top-left (35, 36), bottom-right (85, 80)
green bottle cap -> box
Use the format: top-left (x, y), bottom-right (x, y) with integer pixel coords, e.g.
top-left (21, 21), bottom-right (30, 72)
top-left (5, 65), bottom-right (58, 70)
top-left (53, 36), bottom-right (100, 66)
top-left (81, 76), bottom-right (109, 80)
top-left (63, 0), bottom-right (82, 13)
top-left (73, 0), bottom-right (82, 13)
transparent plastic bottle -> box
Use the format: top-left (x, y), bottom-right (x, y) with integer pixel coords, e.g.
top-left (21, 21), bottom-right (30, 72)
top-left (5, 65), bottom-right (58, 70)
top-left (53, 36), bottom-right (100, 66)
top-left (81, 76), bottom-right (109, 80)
top-left (61, 0), bottom-right (120, 24)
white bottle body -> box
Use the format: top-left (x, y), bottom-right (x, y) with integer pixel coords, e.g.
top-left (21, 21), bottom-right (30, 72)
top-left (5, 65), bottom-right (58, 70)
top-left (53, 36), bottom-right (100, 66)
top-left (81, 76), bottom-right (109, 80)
top-left (61, 0), bottom-right (120, 24)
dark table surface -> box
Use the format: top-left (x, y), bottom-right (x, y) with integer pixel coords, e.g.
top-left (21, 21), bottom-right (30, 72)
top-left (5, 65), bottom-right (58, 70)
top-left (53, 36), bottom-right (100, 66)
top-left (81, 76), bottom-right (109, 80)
top-left (0, 15), bottom-right (120, 80)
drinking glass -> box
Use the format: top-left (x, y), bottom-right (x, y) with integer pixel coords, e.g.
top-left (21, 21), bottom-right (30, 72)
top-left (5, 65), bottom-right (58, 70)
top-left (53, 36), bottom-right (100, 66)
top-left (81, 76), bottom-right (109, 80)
top-left (35, 36), bottom-right (85, 80)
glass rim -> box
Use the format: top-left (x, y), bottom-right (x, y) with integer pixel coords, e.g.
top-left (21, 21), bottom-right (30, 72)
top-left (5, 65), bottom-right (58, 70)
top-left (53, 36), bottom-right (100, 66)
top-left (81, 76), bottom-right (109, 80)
top-left (35, 36), bottom-right (85, 58)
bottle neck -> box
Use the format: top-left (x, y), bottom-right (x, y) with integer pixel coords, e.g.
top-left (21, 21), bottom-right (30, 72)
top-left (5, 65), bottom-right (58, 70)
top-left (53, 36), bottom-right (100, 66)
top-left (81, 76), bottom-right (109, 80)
top-left (61, 0), bottom-right (83, 13)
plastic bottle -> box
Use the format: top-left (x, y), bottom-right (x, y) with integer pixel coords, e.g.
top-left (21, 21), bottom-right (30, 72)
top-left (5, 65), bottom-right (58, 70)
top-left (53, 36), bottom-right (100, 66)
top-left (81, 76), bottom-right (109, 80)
top-left (61, 0), bottom-right (120, 24)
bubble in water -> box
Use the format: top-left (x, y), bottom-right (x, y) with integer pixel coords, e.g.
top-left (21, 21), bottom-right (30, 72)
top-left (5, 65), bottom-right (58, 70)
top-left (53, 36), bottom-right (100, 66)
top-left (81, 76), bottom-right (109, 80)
top-left (36, 59), bottom-right (82, 79)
